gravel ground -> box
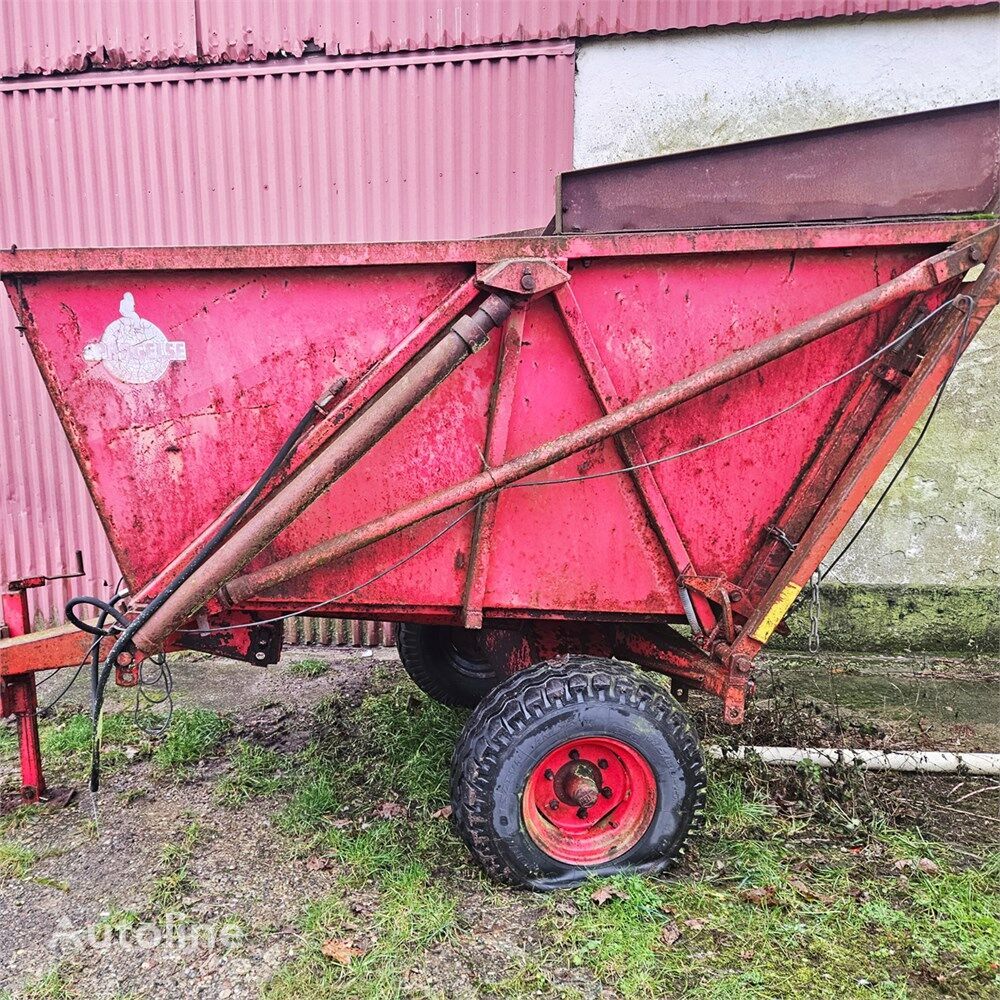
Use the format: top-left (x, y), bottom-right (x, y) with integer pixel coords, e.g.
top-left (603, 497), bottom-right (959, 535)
top-left (1, 647), bottom-right (997, 999)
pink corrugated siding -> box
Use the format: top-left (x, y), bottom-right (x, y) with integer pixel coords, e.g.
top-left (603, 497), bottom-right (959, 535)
top-left (1, 319), bottom-right (123, 624)
top-left (198, 0), bottom-right (987, 61)
top-left (0, 44), bottom-right (574, 622)
top-left (0, 0), bottom-right (195, 77)
top-left (2, 0), bottom-right (985, 78)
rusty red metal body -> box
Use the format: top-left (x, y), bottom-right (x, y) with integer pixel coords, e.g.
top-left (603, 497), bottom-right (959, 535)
top-left (558, 102), bottom-right (1000, 234)
top-left (2, 106), bottom-right (999, 806)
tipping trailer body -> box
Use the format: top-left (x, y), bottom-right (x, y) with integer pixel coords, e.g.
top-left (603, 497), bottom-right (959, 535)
top-left (0, 102), bottom-right (997, 885)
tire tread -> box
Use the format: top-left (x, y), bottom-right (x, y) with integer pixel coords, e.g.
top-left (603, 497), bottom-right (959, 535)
top-left (450, 656), bottom-right (707, 888)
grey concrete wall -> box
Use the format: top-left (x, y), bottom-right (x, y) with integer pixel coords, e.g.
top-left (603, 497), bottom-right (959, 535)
top-left (574, 7), bottom-right (1000, 589)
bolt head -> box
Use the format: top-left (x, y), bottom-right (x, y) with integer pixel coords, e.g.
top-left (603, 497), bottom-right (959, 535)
top-left (520, 271), bottom-right (536, 291)
top-left (601, 786), bottom-right (613, 799)
top-left (576, 807), bottom-right (588, 819)
top-left (543, 769), bottom-right (554, 780)
top-left (549, 800), bottom-right (559, 810)
top-left (569, 749), bottom-right (580, 761)
top-left (597, 758), bottom-right (608, 769)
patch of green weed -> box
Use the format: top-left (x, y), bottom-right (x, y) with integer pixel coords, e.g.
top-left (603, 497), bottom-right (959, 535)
top-left (289, 658), bottom-right (329, 679)
top-left (153, 708), bottom-right (228, 771)
top-left (148, 821), bottom-right (202, 913)
top-left (40, 711), bottom-right (145, 776)
top-left (276, 771), bottom-right (342, 835)
top-left (217, 741), bottom-right (285, 805)
top-left (19, 966), bottom-right (77, 1000)
top-left (264, 861), bottom-right (456, 1000)
top-left (0, 838), bottom-right (37, 880)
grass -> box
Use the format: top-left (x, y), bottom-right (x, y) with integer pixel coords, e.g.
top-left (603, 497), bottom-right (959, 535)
top-left (0, 837), bottom-right (38, 880)
top-left (152, 708), bottom-right (228, 771)
top-left (217, 740), bottom-right (285, 805)
top-left (7, 965), bottom-right (78, 1000)
top-left (264, 860), bottom-right (458, 1000)
top-left (537, 767), bottom-right (1000, 1000)
top-left (273, 686), bottom-right (463, 836)
top-left (40, 711), bottom-right (143, 776)
top-left (10, 666), bottom-right (991, 999)
top-left (245, 681), bottom-right (1000, 999)
top-left (289, 657), bottom-right (330, 679)
top-left (148, 820), bottom-right (202, 913)
top-left (251, 684), bottom-right (474, 997)
top-left (19, 706), bottom-right (228, 782)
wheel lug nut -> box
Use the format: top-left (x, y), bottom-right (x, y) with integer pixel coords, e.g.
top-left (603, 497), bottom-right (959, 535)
top-left (601, 786), bottom-right (613, 799)
top-left (577, 807), bottom-right (588, 819)
top-left (544, 769), bottom-right (554, 780)
top-left (569, 749), bottom-right (580, 761)
top-left (597, 758), bottom-right (608, 769)
top-left (549, 800), bottom-right (559, 810)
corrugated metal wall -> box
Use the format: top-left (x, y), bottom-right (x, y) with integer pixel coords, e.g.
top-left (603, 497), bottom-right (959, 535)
top-left (1, 0), bottom-right (983, 76)
top-left (0, 41), bottom-right (575, 629)
top-left (195, 0), bottom-right (986, 63)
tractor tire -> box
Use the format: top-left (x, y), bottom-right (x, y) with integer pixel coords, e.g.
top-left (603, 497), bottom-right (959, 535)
top-left (450, 656), bottom-right (706, 889)
top-left (396, 623), bottom-right (499, 708)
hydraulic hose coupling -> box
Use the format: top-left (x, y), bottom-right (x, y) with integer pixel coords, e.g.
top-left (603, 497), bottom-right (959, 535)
top-left (451, 292), bottom-right (516, 353)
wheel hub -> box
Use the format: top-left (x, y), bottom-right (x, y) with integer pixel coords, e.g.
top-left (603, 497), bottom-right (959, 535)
top-left (521, 736), bottom-right (657, 864)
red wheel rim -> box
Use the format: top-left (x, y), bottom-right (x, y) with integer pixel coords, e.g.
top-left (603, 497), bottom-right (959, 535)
top-left (521, 736), bottom-right (657, 865)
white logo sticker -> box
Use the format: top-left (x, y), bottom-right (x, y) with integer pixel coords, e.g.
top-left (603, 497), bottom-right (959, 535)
top-left (84, 292), bottom-right (186, 384)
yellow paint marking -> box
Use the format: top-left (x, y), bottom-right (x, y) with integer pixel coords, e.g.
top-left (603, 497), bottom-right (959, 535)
top-left (751, 582), bottom-right (803, 643)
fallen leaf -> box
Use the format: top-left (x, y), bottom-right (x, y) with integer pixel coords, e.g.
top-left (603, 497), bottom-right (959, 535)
top-left (916, 858), bottom-right (940, 875)
top-left (553, 900), bottom-right (579, 918)
top-left (430, 805), bottom-right (453, 821)
top-left (660, 922), bottom-right (681, 947)
top-left (739, 886), bottom-right (778, 907)
top-left (375, 801), bottom-right (409, 820)
top-left (305, 856), bottom-right (332, 872)
top-left (741, 949), bottom-right (756, 960)
top-left (683, 917), bottom-right (709, 930)
top-left (591, 885), bottom-right (629, 906)
top-left (788, 878), bottom-right (833, 904)
top-left (321, 939), bottom-right (367, 966)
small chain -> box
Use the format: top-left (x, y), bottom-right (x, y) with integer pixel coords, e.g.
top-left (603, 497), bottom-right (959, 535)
top-left (808, 570), bottom-right (821, 653)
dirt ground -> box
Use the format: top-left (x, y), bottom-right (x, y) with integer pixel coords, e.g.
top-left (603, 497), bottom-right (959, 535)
top-left (1, 647), bottom-right (998, 1000)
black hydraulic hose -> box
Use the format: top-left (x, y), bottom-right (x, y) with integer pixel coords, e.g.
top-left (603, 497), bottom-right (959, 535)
top-left (83, 403), bottom-right (319, 790)
top-left (66, 595), bottom-right (129, 637)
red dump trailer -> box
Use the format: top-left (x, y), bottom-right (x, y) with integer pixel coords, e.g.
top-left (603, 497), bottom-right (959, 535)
top-left (2, 102), bottom-right (998, 887)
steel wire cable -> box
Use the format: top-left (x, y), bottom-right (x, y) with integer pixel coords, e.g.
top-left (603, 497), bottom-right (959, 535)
top-left (178, 295), bottom-right (973, 635)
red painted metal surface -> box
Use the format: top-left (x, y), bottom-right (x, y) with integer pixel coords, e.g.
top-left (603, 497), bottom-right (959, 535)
top-left (522, 736), bottom-right (657, 864)
top-left (0, 218), bottom-right (997, 814)
top-left (0, 674), bottom-right (45, 802)
top-left (0, 593), bottom-right (30, 640)
top-left (0, 595), bottom-right (45, 801)
top-left (2, 221), bottom-right (991, 642)
top-left (0, 45), bottom-right (574, 624)
top-left (2, 0), bottom-right (984, 77)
